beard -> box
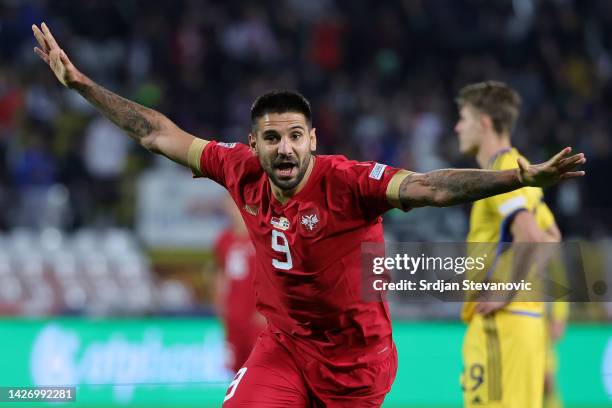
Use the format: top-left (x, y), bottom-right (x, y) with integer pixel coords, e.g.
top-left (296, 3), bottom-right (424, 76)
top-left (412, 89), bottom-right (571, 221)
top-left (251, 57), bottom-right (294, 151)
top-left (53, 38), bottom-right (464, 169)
top-left (263, 153), bottom-right (311, 191)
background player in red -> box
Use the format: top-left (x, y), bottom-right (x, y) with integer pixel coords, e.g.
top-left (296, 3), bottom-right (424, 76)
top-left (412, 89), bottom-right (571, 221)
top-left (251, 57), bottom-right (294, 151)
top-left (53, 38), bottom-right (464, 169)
top-left (32, 22), bottom-right (586, 407)
top-left (214, 196), bottom-right (265, 373)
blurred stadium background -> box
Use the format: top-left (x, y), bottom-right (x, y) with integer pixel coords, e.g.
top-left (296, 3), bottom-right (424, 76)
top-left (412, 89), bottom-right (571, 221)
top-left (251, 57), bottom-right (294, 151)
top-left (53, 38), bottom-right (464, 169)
top-left (0, 0), bottom-right (611, 406)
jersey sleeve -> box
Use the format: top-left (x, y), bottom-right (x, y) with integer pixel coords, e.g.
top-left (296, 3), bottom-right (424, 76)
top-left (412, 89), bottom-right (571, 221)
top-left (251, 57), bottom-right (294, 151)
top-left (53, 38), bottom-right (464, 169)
top-left (488, 189), bottom-right (532, 218)
top-left (490, 154), bottom-right (542, 241)
top-left (535, 201), bottom-right (555, 231)
top-left (488, 154), bottom-right (536, 218)
top-left (188, 140), bottom-right (254, 189)
top-left (340, 160), bottom-right (411, 219)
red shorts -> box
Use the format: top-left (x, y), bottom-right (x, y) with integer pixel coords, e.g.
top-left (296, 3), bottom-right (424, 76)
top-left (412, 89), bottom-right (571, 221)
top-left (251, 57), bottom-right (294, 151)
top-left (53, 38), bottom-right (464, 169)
top-left (226, 324), bottom-right (263, 373)
top-left (222, 328), bottom-right (398, 407)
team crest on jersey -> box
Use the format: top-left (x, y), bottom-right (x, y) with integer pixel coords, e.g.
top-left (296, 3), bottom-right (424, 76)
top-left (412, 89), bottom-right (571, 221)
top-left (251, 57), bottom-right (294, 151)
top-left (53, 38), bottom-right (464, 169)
top-left (271, 216), bottom-right (290, 231)
top-left (301, 214), bottom-right (319, 231)
top-left (218, 142), bottom-right (236, 148)
top-left (298, 207), bottom-right (323, 236)
top-left (369, 162), bottom-right (387, 180)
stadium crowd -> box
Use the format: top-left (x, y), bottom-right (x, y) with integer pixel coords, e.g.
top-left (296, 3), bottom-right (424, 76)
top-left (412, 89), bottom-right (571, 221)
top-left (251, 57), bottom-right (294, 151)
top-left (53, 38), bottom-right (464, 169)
top-left (1, 0), bottom-right (610, 237)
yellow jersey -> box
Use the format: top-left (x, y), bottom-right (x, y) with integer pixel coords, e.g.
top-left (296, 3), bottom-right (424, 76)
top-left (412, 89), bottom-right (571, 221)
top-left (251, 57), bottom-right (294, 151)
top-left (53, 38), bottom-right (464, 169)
top-left (462, 148), bottom-right (556, 322)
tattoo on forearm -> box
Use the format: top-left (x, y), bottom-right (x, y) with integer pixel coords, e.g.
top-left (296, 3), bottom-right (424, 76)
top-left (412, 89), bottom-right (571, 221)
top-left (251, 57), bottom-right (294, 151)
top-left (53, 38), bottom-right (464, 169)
top-left (73, 81), bottom-right (158, 139)
top-left (400, 169), bottom-right (522, 207)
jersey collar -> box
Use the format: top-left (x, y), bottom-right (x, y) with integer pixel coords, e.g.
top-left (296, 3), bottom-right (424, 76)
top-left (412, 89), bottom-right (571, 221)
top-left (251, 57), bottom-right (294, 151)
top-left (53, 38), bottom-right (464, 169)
top-left (487, 147), bottom-right (513, 169)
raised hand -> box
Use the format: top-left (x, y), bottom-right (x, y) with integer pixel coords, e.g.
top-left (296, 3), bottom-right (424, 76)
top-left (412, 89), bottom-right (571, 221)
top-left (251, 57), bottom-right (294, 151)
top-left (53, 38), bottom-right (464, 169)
top-left (32, 22), bottom-right (80, 87)
top-left (30, 22), bottom-right (197, 168)
top-left (518, 147), bottom-right (586, 188)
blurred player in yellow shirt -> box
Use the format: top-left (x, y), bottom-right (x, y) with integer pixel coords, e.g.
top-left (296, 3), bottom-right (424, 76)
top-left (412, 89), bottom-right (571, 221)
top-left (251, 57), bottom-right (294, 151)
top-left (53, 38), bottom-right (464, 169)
top-left (544, 301), bottom-right (568, 408)
top-left (455, 81), bottom-right (563, 408)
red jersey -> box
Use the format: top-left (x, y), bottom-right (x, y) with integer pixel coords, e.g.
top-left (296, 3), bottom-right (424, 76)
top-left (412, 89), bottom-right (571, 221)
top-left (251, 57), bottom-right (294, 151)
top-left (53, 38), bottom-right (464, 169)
top-left (198, 141), bottom-right (406, 368)
top-left (214, 229), bottom-right (263, 371)
top-left (214, 229), bottom-right (258, 328)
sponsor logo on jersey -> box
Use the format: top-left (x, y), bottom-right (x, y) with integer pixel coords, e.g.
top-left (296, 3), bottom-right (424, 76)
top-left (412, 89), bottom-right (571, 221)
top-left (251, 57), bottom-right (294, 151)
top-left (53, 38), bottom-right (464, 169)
top-left (369, 163), bottom-right (387, 180)
top-left (244, 204), bottom-right (259, 216)
top-left (218, 142), bottom-right (236, 148)
top-left (271, 217), bottom-right (290, 231)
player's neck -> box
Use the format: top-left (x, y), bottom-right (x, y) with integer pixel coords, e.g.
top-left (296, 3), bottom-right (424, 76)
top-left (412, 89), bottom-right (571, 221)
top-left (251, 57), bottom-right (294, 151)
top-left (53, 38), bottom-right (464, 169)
top-left (476, 134), bottom-right (511, 169)
top-left (271, 156), bottom-right (315, 204)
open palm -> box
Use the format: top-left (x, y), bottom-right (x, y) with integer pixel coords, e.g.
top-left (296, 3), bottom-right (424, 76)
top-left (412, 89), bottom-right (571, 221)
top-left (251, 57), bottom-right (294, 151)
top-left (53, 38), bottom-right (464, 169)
top-left (518, 147), bottom-right (586, 188)
top-left (32, 22), bottom-right (80, 88)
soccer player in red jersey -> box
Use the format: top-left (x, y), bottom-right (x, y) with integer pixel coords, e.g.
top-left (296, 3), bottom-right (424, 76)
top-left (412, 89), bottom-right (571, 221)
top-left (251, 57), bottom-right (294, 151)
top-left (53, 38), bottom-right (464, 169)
top-left (33, 23), bottom-right (586, 407)
top-left (214, 198), bottom-right (265, 373)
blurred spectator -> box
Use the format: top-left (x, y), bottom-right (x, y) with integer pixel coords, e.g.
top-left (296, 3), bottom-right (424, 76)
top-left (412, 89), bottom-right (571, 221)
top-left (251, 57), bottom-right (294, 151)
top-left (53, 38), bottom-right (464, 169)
top-left (9, 126), bottom-right (58, 228)
top-left (83, 117), bottom-right (132, 225)
top-left (0, 0), bottom-right (610, 236)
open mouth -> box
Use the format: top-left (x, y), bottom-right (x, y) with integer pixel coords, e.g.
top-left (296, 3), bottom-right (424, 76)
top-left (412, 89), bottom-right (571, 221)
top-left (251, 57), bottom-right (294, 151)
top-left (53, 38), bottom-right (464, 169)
top-left (274, 162), bottom-right (297, 179)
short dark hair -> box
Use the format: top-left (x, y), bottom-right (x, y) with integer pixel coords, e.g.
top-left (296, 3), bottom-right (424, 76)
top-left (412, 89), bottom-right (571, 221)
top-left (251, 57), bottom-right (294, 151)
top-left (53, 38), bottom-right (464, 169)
top-left (250, 90), bottom-right (312, 129)
top-left (456, 81), bottom-right (522, 134)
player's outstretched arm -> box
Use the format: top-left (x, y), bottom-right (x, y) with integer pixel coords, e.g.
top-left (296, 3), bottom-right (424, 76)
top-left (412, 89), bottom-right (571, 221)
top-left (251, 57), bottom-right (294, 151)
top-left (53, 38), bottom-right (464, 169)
top-left (32, 22), bottom-right (203, 167)
top-left (397, 147), bottom-right (586, 208)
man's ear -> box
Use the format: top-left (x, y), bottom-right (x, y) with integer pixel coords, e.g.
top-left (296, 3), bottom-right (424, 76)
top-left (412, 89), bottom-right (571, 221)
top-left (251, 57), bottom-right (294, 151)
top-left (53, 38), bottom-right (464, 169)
top-left (309, 127), bottom-right (317, 152)
top-left (248, 133), bottom-right (257, 154)
top-left (479, 114), bottom-right (493, 132)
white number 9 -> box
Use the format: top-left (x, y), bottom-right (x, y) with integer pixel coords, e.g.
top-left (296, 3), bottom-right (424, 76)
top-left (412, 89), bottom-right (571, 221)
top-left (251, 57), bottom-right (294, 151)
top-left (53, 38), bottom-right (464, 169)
top-left (271, 230), bottom-right (292, 270)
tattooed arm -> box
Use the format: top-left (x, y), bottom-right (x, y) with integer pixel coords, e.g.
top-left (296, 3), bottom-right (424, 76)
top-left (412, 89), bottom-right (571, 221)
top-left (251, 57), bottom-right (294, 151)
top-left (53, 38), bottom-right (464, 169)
top-left (69, 77), bottom-right (197, 165)
top-left (394, 148), bottom-right (585, 208)
top-left (32, 22), bottom-right (202, 167)
top-left (398, 168), bottom-right (520, 208)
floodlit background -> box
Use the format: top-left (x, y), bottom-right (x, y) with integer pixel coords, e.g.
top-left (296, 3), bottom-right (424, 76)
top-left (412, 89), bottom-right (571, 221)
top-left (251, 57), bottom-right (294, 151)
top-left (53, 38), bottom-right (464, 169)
top-left (0, 0), bottom-right (610, 406)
